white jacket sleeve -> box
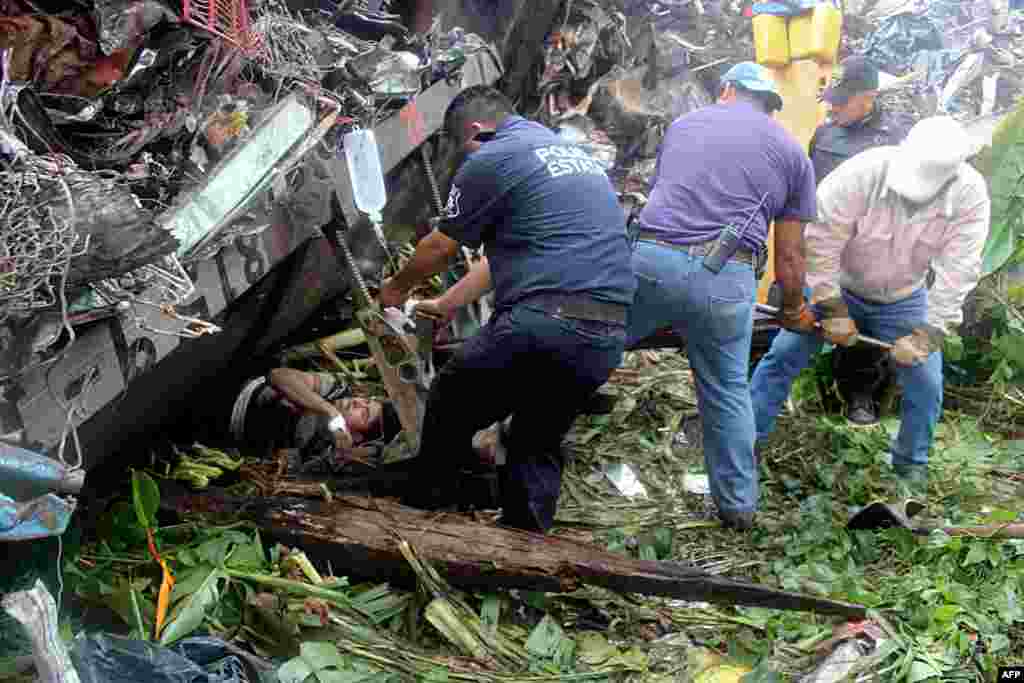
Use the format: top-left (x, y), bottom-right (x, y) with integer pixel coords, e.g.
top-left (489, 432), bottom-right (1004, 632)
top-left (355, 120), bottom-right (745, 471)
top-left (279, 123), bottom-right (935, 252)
top-left (805, 151), bottom-right (881, 302)
top-left (927, 172), bottom-right (991, 333)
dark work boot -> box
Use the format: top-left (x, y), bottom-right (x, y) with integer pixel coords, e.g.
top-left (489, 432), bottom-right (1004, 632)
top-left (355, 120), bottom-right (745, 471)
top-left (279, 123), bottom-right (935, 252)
top-left (847, 393), bottom-right (879, 427)
top-left (718, 508), bottom-right (756, 531)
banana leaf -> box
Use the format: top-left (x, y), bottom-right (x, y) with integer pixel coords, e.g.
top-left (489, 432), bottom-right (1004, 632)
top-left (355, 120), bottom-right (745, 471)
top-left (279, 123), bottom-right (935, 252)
top-left (974, 101), bottom-right (1024, 276)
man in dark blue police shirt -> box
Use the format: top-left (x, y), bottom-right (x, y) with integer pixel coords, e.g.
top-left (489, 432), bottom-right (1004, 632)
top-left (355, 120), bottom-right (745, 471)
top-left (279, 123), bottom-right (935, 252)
top-left (378, 85), bottom-right (635, 532)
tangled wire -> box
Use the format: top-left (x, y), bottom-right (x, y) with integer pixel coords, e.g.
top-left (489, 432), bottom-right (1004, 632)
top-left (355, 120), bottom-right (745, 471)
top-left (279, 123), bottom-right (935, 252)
top-left (0, 153), bottom-right (88, 323)
top-left (249, 0), bottom-right (376, 83)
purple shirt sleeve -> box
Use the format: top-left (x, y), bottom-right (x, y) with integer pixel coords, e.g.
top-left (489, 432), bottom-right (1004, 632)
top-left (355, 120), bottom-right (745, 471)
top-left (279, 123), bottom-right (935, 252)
top-left (647, 143), bottom-right (663, 194)
top-left (779, 154), bottom-right (818, 223)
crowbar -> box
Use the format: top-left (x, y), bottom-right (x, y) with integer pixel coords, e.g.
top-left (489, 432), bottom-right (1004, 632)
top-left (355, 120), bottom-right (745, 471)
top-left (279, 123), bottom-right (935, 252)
top-left (755, 303), bottom-right (893, 351)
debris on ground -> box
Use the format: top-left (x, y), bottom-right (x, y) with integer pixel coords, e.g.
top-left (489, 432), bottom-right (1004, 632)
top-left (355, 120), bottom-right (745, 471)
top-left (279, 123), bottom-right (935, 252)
top-left (0, 0), bottom-right (1023, 681)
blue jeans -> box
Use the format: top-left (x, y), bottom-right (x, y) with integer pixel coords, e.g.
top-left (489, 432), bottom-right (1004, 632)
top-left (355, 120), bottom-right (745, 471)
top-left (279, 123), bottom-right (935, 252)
top-left (626, 241), bottom-right (758, 514)
top-left (750, 288), bottom-right (942, 467)
top-left (407, 303), bottom-right (626, 531)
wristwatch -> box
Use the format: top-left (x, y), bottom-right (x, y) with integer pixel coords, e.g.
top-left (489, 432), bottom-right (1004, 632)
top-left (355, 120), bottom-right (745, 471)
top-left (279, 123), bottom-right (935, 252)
top-left (327, 414), bottom-right (348, 434)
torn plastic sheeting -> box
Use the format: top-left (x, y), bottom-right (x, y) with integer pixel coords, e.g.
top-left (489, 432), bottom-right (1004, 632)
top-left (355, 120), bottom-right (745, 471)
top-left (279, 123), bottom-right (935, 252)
top-left (0, 493), bottom-right (76, 540)
top-left (0, 127), bottom-right (27, 163)
top-left (940, 51), bottom-right (985, 112)
top-left (911, 48), bottom-right (961, 88)
top-left (71, 633), bottom-right (279, 683)
top-left (862, 12), bottom-right (945, 74)
top-left (683, 472), bottom-right (710, 496)
top-left (604, 463), bottom-right (648, 498)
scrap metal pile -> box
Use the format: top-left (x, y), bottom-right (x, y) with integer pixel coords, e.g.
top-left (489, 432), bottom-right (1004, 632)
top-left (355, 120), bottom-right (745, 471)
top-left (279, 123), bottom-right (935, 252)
top-left (0, 0), bottom-right (490, 382)
top-left (848, 0), bottom-right (1024, 124)
top-left (531, 0), bottom-right (1024, 196)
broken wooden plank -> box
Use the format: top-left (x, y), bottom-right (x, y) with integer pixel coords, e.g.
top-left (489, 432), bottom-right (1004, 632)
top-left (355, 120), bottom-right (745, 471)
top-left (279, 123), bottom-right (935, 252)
top-left (162, 488), bottom-right (867, 620)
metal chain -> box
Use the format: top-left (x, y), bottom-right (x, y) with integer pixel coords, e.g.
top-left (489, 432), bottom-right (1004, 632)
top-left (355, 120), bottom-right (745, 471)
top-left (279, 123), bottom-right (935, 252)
top-left (420, 144), bottom-right (445, 216)
top-left (337, 229), bottom-right (374, 307)
top-left (420, 141), bottom-right (476, 265)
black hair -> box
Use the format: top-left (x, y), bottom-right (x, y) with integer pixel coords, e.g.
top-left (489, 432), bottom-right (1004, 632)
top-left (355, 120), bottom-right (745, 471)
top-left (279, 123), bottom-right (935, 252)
top-left (379, 401), bottom-right (403, 443)
top-left (443, 85), bottom-right (514, 138)
top-left (724, 83), bottom-right (777, 114)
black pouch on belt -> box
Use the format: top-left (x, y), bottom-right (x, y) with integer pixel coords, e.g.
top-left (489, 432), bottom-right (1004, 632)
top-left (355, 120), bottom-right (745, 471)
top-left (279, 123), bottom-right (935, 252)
top-left (702, 223), bottom-right (744, 274)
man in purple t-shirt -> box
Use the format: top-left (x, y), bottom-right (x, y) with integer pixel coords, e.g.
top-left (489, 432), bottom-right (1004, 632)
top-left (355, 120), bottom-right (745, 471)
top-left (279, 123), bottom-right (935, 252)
top-left (626, 62), bottom-right (818, 530)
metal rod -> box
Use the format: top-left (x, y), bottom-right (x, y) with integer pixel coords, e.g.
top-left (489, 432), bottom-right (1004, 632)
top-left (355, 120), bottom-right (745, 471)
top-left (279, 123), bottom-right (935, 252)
top-left (754, 304), bottom-right (893, 351)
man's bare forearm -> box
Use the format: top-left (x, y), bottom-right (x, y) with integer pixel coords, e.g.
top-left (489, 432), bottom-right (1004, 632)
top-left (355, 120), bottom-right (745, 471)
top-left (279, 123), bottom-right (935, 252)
top-left (773, 219), bottom-right (807, 312)
top-left (439, 256), bottom-right (492, 313)
top-left (268, 368), bottom-right (340, 419)
top-left (389, 230), bottom-right (460, 294)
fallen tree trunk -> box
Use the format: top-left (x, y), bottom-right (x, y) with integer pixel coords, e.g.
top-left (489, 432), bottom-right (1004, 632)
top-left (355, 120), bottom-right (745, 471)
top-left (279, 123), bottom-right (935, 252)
top-left (162, 487), bottom-right (867, 620)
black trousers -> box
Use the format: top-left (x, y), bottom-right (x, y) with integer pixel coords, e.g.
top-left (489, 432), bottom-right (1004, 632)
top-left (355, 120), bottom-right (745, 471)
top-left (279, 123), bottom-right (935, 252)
top-left (403, 303), bottom-right (626, 531)
top-left (833, 344), bottom-right (889, 401)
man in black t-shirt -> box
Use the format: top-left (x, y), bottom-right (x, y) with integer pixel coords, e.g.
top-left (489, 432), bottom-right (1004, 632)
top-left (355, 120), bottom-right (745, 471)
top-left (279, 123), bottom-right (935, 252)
top-left (379, 85), bottom-right (635, 532)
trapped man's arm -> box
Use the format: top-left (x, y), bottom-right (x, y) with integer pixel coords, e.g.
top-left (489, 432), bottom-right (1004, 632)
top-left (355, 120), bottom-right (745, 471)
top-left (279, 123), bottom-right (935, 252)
top-left (268, 368), bottom-right (354, 449)
top-left (268, 368), bottom-right (343, 420)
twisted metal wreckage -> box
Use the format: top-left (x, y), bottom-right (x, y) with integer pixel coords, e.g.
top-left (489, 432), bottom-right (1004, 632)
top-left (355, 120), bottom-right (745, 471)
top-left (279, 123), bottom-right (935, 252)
top-left (11, 0), bottom-right (1020, 654)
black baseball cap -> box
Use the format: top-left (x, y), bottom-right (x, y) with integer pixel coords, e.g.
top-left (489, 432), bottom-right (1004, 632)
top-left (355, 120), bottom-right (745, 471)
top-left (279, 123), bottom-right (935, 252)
top-left (822, 57), bottom-right (880, 105)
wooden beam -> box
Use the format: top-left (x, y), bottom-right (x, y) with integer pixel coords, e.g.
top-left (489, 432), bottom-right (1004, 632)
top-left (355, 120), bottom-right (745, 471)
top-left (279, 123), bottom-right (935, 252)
top-left (163, 488), bottom-right (867, 619)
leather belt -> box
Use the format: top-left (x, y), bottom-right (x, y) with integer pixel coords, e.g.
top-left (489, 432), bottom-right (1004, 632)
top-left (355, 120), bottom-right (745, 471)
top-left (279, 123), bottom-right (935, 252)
top-left (523, 294), bottom-right (628, 326)
top-left (637, 231), bottom-right (757, 267)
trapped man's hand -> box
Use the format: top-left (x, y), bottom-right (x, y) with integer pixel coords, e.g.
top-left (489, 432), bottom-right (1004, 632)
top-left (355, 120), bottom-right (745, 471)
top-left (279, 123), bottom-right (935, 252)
top-left (779, 303), bottom-right (818, 335)
top-left (333, 427), bottom-right (354, 452)
top-left (378, 277), bottom-right (410, 308)
top-left (820, 317), bottom-right (859, 347)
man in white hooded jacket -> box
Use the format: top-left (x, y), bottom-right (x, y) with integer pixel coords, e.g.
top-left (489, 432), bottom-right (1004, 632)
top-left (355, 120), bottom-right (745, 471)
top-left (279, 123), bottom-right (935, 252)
top-left (750, 116), bottom-right (992, 492)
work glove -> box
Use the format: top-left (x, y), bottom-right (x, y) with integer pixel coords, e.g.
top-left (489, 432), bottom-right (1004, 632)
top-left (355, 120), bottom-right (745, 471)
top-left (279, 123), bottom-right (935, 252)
top-left (820, 318), bottom-right (860, 347)
top-left (890, 326), bottom-right (944, 367)
top-left (779, 303), bottom-right (818, 335)
top-left (813, 295), bottom-right (859, 347)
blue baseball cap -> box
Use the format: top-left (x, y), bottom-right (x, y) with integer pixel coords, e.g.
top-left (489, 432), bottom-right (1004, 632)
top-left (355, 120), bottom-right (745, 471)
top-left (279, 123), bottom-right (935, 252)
top-left (721, 61), bottom-right (783, 112)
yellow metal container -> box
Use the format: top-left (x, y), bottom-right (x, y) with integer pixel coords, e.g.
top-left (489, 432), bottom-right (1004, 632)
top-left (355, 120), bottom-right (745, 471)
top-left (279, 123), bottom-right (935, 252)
top-left (788, 3), bottom-right (842, 64)
top-left (752, 14), bottom-right (791, 68)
